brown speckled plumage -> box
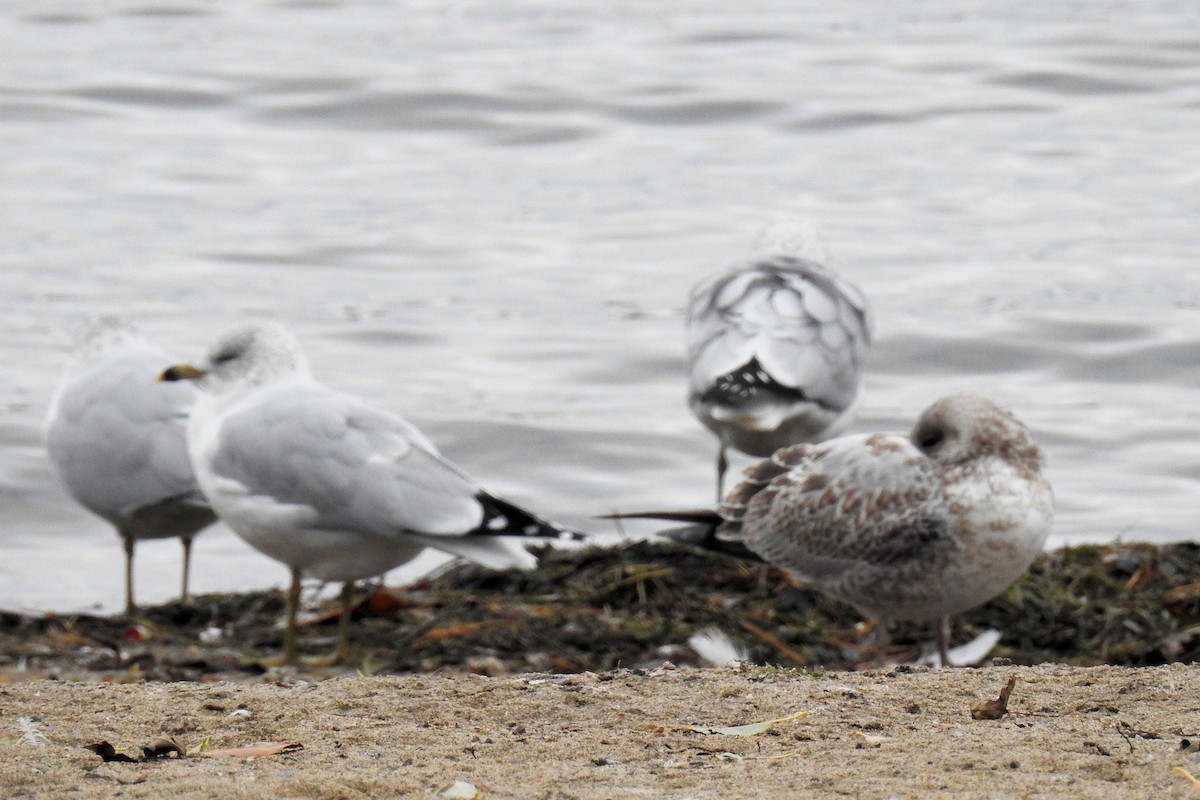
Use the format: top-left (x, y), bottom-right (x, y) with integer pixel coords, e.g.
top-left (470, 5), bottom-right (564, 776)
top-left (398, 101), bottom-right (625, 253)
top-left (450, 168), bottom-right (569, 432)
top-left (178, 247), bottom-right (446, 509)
top-left (690, 393), bottom-right (1054, 665)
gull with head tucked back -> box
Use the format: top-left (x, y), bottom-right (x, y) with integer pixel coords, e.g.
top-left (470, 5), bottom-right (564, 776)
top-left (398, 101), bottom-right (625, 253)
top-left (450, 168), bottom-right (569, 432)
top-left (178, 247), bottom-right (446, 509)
top-left (619, 393), bottom-right (1053, 667)
top-left (686, 231), bottom-right (872, 497)
top-left (45, 317), bottom-right (217, 613)
top-left (161, 321), bottom-right (577, 665)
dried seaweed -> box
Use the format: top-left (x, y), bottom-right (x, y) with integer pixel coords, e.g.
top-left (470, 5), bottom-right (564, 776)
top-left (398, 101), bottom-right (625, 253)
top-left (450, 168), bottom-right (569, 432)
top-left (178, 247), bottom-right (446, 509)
top-left (4, 541), bottom-right (1200, 681)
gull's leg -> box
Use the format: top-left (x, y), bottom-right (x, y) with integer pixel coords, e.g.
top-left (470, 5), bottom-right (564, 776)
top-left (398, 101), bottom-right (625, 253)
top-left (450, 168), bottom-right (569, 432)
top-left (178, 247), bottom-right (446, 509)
top-left (716, 445), bottom-right (729, 500)
top-left (299, 581), bottom-right (358, 667)
top-left (260, 578), bottom-right (361, 668)
top-left (279, 567), bottom-right (302, 665)
top-left (121, 534), bottom-right (136, 614)
top-left (937, 615), bottom-right (954, 668)
top-left (179, 536), bottom-right (194, 604)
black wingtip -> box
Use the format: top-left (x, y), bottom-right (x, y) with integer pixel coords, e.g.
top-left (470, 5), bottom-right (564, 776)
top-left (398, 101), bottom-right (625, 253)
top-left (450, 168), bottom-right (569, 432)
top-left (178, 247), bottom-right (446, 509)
top-left (473, 493), bottom-right (583, 541)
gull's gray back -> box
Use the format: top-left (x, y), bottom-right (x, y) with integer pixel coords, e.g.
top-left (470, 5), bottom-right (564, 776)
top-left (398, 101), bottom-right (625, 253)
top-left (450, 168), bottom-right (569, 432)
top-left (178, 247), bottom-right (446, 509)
top-left (687, 256), bottom-right (872, 407)
top-left (45, 325), bottom-right (209, 534)
top-left (204, 380), bottom-right (485, 539)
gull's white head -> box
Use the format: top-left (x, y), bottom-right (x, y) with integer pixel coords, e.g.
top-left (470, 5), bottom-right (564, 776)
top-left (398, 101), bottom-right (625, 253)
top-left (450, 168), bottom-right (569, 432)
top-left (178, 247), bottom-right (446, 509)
top-left (69, 315), bottom-right (142, 357)
top-left (910, 393), bottom-right (1045, 477)
top-left (160, 321), bottom-right (310, 394)
top-left (751, 216), bottom-right (831, 265)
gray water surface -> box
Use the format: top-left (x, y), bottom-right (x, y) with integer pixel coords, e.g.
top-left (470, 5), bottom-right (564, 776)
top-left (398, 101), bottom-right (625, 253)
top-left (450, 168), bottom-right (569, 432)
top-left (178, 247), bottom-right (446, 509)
top-left (3, 1), bottom-right (1200, 611)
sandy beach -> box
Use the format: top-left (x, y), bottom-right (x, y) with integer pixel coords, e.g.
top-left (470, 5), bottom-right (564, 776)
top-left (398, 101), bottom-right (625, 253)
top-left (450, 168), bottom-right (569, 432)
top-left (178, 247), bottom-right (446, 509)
top-left (3, 663), bottom-right (1200, 799)
top-left (0, 542), bottom-right (1199, 797)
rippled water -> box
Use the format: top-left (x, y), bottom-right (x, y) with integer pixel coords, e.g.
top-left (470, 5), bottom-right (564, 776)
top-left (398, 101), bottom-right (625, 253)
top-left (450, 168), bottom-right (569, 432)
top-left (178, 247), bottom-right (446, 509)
top-left (2, 1), bottom-right (1199, 612)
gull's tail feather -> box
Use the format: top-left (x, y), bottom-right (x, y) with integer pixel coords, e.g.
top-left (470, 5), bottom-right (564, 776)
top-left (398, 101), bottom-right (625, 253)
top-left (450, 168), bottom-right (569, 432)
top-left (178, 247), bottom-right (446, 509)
top-left (601, 509), bottom-right (763, 563)
top-left (601, 508), bottom-right (722, 525)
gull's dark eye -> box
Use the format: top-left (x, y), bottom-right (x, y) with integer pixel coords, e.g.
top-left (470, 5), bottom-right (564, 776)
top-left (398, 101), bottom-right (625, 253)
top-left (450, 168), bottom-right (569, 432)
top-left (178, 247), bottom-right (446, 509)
top-left (211, 348), bottom-right (239, 365)
top-left (915, 424), bottom-right (946, 452)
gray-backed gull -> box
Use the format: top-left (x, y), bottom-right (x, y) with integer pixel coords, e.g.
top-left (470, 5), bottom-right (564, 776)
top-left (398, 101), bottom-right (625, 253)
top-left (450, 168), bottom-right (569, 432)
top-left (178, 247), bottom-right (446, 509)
top-left (686, 255), bottom-right (872, 496)
top-left (45, 317), bottom-right (217, 612)
top-left (160, 321), bottom-right (577, 664)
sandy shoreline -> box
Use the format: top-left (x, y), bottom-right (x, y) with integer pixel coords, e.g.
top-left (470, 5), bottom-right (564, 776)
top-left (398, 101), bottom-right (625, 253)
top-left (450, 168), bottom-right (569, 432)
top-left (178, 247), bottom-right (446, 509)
top-left (3, 663), bottom-right (1200, 799)
top-left (3, 540), bottom-right (1200, 798)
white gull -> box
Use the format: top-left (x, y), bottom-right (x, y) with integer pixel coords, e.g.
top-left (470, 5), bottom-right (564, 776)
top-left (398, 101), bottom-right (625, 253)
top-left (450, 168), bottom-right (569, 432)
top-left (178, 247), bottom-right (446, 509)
top-left (686, 254), bottom-right (872, 497)
top-left (44, 317), bottom-right (217, 612)
top-left (160, 321), bottom-right (577, 664)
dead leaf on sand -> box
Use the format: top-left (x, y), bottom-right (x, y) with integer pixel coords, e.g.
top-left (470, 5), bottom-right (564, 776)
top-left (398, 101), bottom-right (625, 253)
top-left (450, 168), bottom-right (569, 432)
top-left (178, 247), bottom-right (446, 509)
top-left (971, 675), bottom-right (1017, 720)
top-left (141, 739), bottom-right (185, 760)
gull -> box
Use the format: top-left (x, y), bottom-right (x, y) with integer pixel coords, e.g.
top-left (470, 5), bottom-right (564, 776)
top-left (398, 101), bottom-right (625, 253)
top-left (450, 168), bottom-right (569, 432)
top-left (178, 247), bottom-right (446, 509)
top-left (619, 393), bottom-right (1053, 667)
top-left (160, 321), bottom-right (578, 665)
top-left (44, 317), bottom-right (217, 613)
top-left (686, 254), bottom-right (872, 497)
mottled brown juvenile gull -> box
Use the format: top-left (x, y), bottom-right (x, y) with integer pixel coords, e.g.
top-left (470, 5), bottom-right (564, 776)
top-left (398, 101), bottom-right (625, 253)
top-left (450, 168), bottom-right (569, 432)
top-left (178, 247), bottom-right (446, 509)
top-left (160, 321), bottom-right (578, 665)
top-left (625, 393), bottom-right (1053, 667)
top-left (44, 317), bottom-right (217, 613)
top-left (686, 254), bottom-right (872, 497)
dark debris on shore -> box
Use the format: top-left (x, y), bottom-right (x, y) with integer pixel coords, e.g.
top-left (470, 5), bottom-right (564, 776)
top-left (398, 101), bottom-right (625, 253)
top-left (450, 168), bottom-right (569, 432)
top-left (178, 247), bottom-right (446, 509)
top-left (2, 540), bottom-right (1199, 682)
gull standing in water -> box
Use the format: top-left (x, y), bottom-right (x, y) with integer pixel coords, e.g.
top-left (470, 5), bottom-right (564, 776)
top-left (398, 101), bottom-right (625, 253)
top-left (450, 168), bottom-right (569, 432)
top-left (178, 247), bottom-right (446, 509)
top-left (45, 317), bottom-right (217, 613)
top-left (161, 321), bottom-right (578, 665)
top-left (621, 393), bottom-right (1053, 667)
top-left (686, 251), bottom-right (872, 497)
